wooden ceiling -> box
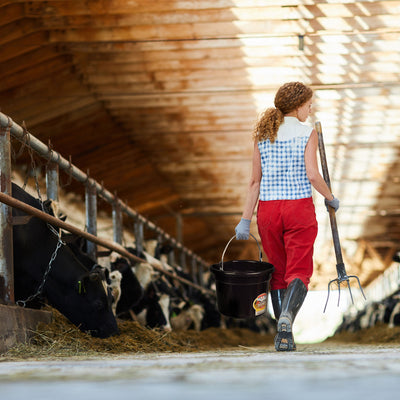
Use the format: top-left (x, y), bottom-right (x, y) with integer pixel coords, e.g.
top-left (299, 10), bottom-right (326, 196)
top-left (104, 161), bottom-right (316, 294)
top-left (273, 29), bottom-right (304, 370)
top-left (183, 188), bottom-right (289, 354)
top-left (1, 0), bottom-right (400, 291)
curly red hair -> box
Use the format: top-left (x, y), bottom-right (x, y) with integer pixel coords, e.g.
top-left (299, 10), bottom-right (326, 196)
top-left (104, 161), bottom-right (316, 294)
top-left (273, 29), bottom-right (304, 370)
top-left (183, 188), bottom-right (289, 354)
top-left (254, 82), bottom-right (313, 143)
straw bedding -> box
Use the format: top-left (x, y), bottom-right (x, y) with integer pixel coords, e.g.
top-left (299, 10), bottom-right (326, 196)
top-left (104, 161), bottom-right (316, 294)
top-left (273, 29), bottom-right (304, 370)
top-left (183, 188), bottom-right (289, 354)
top-left (325, 323), bottom-right (400, 345)
top-left (2, 307), bottom-right (275, 360)
top-left (3, 307), bottom-right (400, 361)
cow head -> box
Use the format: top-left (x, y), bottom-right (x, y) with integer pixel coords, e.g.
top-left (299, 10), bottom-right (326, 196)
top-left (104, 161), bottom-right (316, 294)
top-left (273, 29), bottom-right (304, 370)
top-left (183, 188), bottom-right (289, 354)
top-left (11, 183), bottom-right (119, 339)
top-left (111, 257), bottom-right (144, 314)
top-left (71, 265), bottom-right (119, 338)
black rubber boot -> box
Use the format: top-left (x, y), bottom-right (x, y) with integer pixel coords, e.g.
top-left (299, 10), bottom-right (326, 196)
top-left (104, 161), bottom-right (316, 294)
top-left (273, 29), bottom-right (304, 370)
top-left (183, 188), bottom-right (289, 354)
top-left (270, 289), bottom-right (286, 320)
top-left (274, 278), bottom-right (307, 352)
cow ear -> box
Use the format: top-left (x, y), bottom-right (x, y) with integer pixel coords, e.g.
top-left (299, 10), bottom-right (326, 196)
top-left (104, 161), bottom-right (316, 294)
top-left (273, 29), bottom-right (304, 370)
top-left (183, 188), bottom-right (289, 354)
top-left (88, 265), bottom-right (100, 281)
top-left (90, 265), bottom-right (111, 284)
top-left (89, 271), bottom-right (101, 282)
top-left (103, 267), bottom-right (111, 284)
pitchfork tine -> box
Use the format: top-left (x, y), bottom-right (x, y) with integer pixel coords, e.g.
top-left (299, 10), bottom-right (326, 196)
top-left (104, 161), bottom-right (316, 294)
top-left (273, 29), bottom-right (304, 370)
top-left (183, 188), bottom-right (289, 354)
top-left (348, 274), bottom-right (366, 300)
top-left (346, 279), bottom-right (354, 304)
top-left (337, 279), bottom-right (342, 307)
top-left (316, 121), bottom-right (367, 312)
top-left (323, 279), bottom-right (333, 313)
top-left (323, 273), bottom-right (366, 313)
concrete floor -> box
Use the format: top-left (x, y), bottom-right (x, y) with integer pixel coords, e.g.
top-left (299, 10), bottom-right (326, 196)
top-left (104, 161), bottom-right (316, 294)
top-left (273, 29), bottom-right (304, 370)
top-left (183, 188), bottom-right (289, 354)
top-left (1, 344), bottom-right (400, 400)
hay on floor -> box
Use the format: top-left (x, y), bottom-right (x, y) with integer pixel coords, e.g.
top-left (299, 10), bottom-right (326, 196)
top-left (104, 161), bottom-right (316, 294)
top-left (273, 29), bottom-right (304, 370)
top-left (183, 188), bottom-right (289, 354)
top-left (2, 307), bottom-right (275, 360)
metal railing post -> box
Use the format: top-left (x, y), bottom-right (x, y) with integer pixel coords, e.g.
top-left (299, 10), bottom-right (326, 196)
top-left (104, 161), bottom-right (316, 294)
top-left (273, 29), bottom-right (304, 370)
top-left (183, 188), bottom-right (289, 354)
top-left (112, 199), bottom-right (123, 245)
top-left (168, 247), bottom-right (175, 266)
top-left (0, 111), bottom-right (209, 283)
top-left (0, 119), bottom-right (14, 303)
top-left (198, 262), bottom-right (204, 287)
top-left (175, 214), bottom-right (187, 269)
top-left (180, 250), bottom-right (186, 270)
top-left (134, 220), bottom-right (144, 256)
top-left (45, 162), bottom-right (59, 202)
top-left (191, 257), bottom-right (198, 284)
top-left (176, 213), bottom-right (183, 243)
top-left (85, 180), bottom-right (97, 260)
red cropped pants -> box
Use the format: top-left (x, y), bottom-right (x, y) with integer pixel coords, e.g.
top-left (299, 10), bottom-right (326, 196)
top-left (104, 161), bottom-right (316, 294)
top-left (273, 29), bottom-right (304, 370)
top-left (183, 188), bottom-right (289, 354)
top-left (257, 198), bottom-right (318, 290)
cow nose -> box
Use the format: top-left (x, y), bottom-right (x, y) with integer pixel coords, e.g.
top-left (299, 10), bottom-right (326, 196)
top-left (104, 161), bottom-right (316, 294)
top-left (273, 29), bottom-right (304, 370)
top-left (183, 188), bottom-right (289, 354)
top-left (162, 325), bottom-right (172, 332)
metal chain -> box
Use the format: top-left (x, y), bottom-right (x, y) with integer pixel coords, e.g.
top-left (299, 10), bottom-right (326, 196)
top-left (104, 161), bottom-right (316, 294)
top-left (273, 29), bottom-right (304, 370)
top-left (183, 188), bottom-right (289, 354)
top-left (16, 139), bottom-right (66, 307)
top-left (16, 236), bottom-right (65, 308)
top-left (24, 139), bottom-right (63, 237)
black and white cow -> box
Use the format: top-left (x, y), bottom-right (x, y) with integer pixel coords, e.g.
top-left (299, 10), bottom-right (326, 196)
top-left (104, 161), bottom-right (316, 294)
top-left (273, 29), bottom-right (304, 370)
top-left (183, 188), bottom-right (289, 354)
top-left (132, 243), bottom-right (222, 331)
top-left (110, 256), bottom-right (144, 315)
top-left (11, 183), bottom-right (119, 338)
top-left (130, 260), bottom-right (172, 331)
top-left (387, 293), bottom-right (400, 328)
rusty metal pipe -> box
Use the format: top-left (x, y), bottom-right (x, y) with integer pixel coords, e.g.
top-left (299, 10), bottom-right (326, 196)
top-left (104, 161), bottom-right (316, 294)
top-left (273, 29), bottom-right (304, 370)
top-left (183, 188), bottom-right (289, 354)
top-left (45, 162), bottom-right (59, 203)
top-left (85, 181), bottom-right (98, 261)
top-left (0, 120), bottom-right (14, 303)
top-left (112, 200), bottom-right (123, 245)
top-left (0, 112), bottom-right (206, 266)
top-left (0, 190), bottom-right (213, 295)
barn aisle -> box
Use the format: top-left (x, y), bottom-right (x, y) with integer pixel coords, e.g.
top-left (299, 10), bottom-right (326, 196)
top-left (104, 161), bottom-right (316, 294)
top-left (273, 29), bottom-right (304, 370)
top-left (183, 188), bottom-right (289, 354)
top-left (1, 345), bottom-right (400, 400)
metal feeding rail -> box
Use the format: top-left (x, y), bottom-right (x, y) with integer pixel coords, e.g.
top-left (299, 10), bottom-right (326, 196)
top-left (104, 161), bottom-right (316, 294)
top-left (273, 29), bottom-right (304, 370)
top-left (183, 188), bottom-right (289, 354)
top-left (0, 112), bottom-right (211, 302)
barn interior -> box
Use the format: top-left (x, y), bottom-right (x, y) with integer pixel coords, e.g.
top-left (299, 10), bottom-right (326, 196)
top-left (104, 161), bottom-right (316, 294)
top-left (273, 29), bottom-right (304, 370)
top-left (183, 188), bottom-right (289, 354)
top-left (1, 0), bottom-right (400, 333)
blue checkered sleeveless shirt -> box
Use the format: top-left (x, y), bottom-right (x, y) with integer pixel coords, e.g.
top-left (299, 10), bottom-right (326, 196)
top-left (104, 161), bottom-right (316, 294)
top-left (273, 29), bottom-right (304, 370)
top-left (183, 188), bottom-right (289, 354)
top-left (258, 117), bottom-right (313, 200)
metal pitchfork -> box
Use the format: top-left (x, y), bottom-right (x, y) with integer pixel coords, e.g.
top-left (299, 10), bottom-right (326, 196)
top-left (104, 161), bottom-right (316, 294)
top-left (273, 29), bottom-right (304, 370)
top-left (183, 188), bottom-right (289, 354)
top-left (315, 121), bottom-right (366, 312)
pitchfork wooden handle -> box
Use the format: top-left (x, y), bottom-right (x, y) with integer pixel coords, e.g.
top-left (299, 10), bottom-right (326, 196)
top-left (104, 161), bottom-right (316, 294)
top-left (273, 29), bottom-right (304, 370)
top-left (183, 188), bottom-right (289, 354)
top-left (316, 122), bottom-right (367, 312)
top-left (315, 121), bottom-right (332, 191)
top-left (315, 121), bottom-right (344, 266)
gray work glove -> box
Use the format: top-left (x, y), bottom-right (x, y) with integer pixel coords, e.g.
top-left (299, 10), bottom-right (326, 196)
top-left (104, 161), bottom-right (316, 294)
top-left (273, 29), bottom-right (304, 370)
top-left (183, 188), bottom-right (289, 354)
top-left (325, 195), bottom-right (340, 212)
top-left (235, 218), bottom-right (251, 240)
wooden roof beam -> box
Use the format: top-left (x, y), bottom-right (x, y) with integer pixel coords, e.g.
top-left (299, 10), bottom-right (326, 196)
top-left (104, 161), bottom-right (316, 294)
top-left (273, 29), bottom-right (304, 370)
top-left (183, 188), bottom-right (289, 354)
top-left (72, 53), bottom-right (400, 75)
top-left (79, 72), bottom-right (400, 91)
top-left (0, 45), bottom-right (66, 80)
top-left (65, 44), bottom-right (400, 66)
top-left (0, 55), bottom-right (74, 92)
top-left (19, 1), bottom-right (400, 21)
top-left (0, 18), bottom-right (46, 46)
top-left (63, 31), bottom-right (400, 51)
top-left (10, 96), bottom-right (97, 128)
top-left (46, 14), bottom-right (400, 43)
top-left (0, 75), bottom-right (91, 106)
top-left (0, 31), bottom-right (48, 62)
top-left (2, 0), bottom-right (392, 11)
top-left (0, 3), bottom-right (25, 25)
top-left (364, 240), bottom-right (397, 272)
top-left (81, 67), bottom-right (400, 85)
top-left (94, 86), bottom-right (400, 103)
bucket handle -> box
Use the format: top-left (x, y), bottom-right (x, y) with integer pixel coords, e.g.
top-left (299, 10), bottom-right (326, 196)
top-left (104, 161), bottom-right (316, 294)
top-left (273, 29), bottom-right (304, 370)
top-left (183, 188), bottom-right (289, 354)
top-left (220, 234), bottom-right (263, 271)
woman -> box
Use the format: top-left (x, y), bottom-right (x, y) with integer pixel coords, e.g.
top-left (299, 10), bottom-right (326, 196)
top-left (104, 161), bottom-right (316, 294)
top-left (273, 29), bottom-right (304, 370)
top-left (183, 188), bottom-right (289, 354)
top-left (235, 82), bottom-right (339, 351)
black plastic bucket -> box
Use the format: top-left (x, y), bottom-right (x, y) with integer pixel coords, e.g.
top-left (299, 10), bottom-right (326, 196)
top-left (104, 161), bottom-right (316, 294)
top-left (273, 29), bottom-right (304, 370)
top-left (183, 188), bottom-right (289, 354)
top-left (210, 235), bottom-right (274, 319)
